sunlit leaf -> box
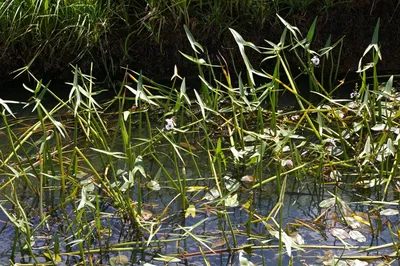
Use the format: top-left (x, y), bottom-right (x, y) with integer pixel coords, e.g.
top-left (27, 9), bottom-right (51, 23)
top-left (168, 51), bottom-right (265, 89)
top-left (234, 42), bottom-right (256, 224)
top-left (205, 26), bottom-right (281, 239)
top-left (186, 186), bottom-right (207, 192)
top-left (109, 255), bottom-right (129, 266)
top-left (225, 179), bottom-right (240, 192)
top-left (147, 180), bottom-right (161, 191)
top-left (211, 238), bottom-right (226, 249)
top-left (330, 228), bottom-right (350, 239)
top-left (184, 24), bottom-right (204, 54)
top-left (90, 148), bottom-right (127, 159)
top-left (353, 215), bottom-right (370, 226)
top-left (319, 197), bottom-right (336, 208)
top-left (371, 123), bottom-right (386, 131)
top-left (290, 233), bottom-right (304, 245)
top-left (230, 146), bottom-right (244, 161)
top-left (238, 250), bottom-right (255, 266)
top-left (204, 188), bottom-right (220, 200)
top-left (154, 254), bottom-right (181, 263)
top-left (225, 194), bottom-right (239, 207)
top-left (344, 216), bottom-right (361, 229)
top-left (185, 205), bottom-right (196, 218)
top-left (269, 228), bottom-right (303, 257)
top-left (349, 230), bottom-right (366, 243)
top-left (43, 252), bottom-right (62, 262)
top-left (380, 208), bottom-right (399, 216)
top-left (133, 156), bottom-right (146, 177)
top-left (346, 259), bottom-right (368, 266)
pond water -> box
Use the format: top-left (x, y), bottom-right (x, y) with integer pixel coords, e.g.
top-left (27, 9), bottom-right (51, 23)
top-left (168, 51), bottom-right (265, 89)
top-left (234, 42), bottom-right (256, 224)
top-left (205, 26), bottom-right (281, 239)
top-left (0, 140), bottom-right (398, 265)
top-left (0, 79), bottom-right (399, 266)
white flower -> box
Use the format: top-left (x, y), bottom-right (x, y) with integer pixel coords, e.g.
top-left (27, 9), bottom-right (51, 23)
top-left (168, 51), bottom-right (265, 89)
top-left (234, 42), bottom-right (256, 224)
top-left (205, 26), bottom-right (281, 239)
top-left (350, 92), bottom-right (360, 99)
top-left (311, 55), bottom-right (320, 66)
top-left (165, 118), bottom-right (176, 131)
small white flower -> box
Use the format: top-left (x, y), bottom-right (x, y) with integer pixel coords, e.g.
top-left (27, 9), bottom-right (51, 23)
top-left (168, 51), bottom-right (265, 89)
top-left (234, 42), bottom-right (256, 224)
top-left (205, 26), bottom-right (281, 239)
top-left (350, 92), bottom-right (360, 99)
top-left (165, 118), bottom-right (176, 131)
top-left (311, 55), bottom-right (320, 66)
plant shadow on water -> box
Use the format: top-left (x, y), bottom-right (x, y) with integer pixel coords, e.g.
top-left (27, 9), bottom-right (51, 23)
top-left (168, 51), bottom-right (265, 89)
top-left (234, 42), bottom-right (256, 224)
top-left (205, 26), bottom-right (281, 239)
top-left (0, 15), bottom-right (400, 266)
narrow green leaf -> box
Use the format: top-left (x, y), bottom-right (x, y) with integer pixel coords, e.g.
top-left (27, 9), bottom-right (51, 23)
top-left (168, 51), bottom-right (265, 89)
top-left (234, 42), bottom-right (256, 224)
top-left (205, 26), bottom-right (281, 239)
top-left (307, 16), bottom-right (318, 44)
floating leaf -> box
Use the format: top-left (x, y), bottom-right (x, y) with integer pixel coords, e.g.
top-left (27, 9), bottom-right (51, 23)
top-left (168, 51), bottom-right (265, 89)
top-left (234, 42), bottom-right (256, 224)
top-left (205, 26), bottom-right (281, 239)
top-left (185, 205), bottom-right (196, 218)
top-left (238, 250), bottom-right (255, 266)
top-left (225, 194), bottom-right (239, 207)
top-left (147, 180), bottom-right (160, 191)
top-left (330, 228), bottom-right (350, 239)
top-left (141, 210), bottom-right (153, 221)
top-left (344, 217), bottom-right (361, 229)
top-left (154, 254), bottom-right (181, 263)
top-left (290, 233), bottom-right (304, 245)
top-left (380, 208), bottom-right (399, 216)
top-left (346, 259), bottom-right (368, 266)
top-left (204, 188), bottom-right (220, 200)
top-left (349, 230), bottom-right (366, 243)
top-left (109, 255), bottom-right (129, 266)
top-left (319, 197), bottom-right (336, 208)
top-left (269, 228), bottom-right (303, 257)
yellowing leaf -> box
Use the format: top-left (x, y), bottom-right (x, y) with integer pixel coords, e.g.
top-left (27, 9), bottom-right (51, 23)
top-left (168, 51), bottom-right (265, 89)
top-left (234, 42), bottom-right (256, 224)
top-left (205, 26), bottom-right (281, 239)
top-left (353, 215), bottom-right (370, 226)
top-left (186, 186), bottom-right (207, 192)
top-left (43, 252), bottom-right (62, 262)
top-left (185, 205), bottom-right (196, 218)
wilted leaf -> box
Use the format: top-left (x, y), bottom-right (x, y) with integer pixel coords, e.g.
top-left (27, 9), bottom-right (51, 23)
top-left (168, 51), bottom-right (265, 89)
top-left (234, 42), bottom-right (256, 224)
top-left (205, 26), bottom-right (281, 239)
top-left (241, 175), bottom-right (257, 183)
top-left (211, 239), bottom-right (226, 248)
top-left (141, 210), bottom-right (153, 221)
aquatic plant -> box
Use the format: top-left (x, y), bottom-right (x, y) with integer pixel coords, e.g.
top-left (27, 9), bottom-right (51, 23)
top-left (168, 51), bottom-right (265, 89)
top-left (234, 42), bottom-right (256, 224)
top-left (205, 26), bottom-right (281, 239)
top-left (0, 15), bottom-right (399, 266)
